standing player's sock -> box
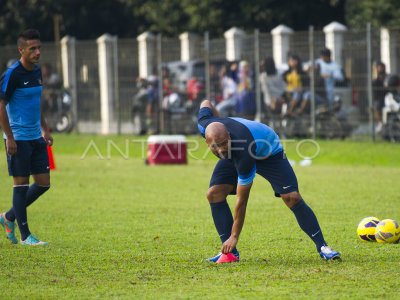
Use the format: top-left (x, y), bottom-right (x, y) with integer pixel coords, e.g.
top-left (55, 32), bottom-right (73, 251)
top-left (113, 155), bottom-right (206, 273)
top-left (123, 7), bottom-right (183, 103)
top-left (12, 185), bottom-right (30, 241)
top-left (290, 199), bottom-right (327, 251)
top-left (5, 184), bottom-right (50, 222)
top-left (210, 200), bottom-right (238, 254)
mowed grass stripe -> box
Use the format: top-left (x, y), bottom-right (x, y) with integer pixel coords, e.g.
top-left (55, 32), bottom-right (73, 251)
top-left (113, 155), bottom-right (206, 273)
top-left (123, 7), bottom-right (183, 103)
top-left (0, 135), bottom-right (399, 299)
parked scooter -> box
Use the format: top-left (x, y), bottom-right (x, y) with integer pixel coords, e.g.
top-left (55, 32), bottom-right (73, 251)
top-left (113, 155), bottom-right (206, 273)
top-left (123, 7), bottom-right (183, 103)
top-left (382, 112), bottom-right (400, 142)
top-left (282, 95), bottom-right (353, 139)
top-left (42, 89), bottom-right (74, 133)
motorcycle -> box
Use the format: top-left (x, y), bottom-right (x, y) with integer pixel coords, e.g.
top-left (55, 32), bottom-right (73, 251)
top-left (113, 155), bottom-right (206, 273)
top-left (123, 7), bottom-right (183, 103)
top-left (282, 95), bottom-right (353, 139)
top-left (42, 89), bottom-right (74, 133)
top-left (382, 112), bottom-right (400, 142)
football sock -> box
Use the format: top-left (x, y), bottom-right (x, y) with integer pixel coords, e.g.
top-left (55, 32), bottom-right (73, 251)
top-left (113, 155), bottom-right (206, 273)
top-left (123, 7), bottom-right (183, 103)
top-left (290, 199), bottom-right (327, 251)
top-left (210, 200), bottom-right (238, 254)
top-left (5, 184), bottom-right (50, 222)
top-left (11, 185), bottom-right (30, 241)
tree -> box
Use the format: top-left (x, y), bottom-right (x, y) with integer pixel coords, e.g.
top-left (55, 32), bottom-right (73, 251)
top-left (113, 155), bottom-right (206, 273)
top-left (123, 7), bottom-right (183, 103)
top-left (7, 0), bottom-right (400, 44)
top-left (0, 0), bottom-right (137, 43)
top-left (345, 0), bottom-right (400, 29)
top-left (0, 0), bottom-right (58, 44)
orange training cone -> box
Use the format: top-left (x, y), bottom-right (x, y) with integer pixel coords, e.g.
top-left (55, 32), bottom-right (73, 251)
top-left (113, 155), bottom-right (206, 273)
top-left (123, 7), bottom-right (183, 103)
top-left (47, 145), bottom-right (56, 170)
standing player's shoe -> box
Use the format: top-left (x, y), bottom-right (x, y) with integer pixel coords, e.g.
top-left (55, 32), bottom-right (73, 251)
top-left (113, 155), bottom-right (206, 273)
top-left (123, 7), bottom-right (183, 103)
top-left (21, 234), bottom-right (48, 246)
top-left (319, 246), bottom-right (341, 260)
top-left (0, 213), bottom-right (18, 244)
top-left (206, 251), bottom-right (240, 263)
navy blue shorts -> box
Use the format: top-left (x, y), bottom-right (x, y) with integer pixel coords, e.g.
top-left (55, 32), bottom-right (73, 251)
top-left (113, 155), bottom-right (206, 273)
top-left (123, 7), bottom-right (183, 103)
top-left (209, 151), bottom-right (298, 197)
top-left (5, 138), bottom-right (50, 177)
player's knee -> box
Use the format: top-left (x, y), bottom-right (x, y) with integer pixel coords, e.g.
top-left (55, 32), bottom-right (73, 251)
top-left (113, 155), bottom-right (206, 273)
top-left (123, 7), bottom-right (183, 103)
top-left (281, 192), bottom-right (302, 208)
top-left (206, 186), bottom-right (226, 203)
top-left (206, 187), bottom-right (217, 202)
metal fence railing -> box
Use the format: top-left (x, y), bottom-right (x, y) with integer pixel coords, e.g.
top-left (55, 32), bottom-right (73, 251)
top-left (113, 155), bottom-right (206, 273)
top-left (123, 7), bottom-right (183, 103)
top-left (1, 26), bottom-right (400, 141)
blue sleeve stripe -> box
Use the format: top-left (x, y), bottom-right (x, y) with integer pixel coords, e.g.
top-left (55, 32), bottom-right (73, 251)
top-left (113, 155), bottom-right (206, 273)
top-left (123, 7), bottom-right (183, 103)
top-left (197, 124), bottom-right (205, 136)
top-left (238, 165), bottom-right (256, 186)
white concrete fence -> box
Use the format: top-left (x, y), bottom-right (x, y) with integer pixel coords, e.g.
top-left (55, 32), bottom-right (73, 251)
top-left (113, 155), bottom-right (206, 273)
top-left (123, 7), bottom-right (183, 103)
top-left (59, 22), bottom-right (399, 134)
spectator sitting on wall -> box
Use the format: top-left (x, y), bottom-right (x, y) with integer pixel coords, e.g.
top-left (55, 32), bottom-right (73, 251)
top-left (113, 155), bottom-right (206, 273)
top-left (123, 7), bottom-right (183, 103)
top-left (235, 60), bottom-right (256, 120)
top-left (259, 57), bottom-right (286, 115)
top-left (132, 77), bottom-right (149, 135)
top-left (216, 64), bottom-right (237, 117)
top-left (187, 76), bottom-right (204, 115)
top-left (372, 61), bottom-right (389, 133)
top-left (315, 48), bottom-right (344, 109)
top-left (146, 75), bottom-right (159, 134)
top-left (282, 54), bottom-right (309, 117)
top-left (187, 76), bottom-right (204, 103)
top-left (300, 62), bottom-right (328, 115)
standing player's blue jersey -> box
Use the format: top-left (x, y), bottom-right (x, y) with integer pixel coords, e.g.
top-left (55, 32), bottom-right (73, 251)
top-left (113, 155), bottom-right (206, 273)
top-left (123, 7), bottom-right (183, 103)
top-left (198, 107), bottom-right (283, 185)
top-left (0, 60), bottom-right (42, 140)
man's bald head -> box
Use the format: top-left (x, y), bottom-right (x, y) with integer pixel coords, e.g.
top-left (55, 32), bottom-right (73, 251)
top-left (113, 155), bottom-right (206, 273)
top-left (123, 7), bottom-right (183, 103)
top-left (205, 122), bottom-right (230, 159)
top-left (205, 122), bottom-right (229, 142)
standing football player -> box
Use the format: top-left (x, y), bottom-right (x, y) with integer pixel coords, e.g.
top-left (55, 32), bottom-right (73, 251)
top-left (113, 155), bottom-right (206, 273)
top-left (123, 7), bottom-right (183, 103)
top-left (197, 99), bottom-right (340, 263)
top-left (0, 29), bottom-right (52, 245)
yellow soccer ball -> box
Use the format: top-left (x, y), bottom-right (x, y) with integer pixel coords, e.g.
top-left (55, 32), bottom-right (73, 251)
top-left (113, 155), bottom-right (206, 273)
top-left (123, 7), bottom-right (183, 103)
top-left (375, 219), bottom-right (400, 244)
top-left (357, 217), bottom-right (380, 242)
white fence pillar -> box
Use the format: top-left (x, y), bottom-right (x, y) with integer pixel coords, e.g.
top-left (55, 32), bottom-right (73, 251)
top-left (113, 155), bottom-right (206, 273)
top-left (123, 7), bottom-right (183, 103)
top-left (179, 32), bottom-right (200, 62)
top-left (60, 35), bottom-right (77, 125)
top-left (224, 27), bottom-right (245, 62)
top-left (323, 21), bottom-right (347, 66)
top-left (380, 27), bottom-right (398, 74)
top-left (61, 36), bottom-right (76, 90)
top-left (137, 32), bottom-right (156, 78)
top-left (271, 25), bottom-right (293, 66)
top-left (97, 34), bottom-right (118, 134)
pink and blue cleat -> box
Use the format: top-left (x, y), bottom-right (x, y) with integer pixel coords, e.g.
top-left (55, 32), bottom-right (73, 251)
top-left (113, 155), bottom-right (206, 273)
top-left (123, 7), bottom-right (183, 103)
top-left (207, 251), bottom-right (240, 264)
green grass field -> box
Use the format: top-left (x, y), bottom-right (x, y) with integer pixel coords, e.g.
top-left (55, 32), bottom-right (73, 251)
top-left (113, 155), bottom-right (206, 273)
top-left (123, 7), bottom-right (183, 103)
top-left (0, 134), bottom-right (399, 299)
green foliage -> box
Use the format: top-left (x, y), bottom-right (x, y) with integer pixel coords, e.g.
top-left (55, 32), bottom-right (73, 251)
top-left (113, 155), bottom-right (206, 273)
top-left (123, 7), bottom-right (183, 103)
top-left (0, 0), bottom-right (347, 42)
top-left (346, 0), bottom-right (400, 29)
top-left (0, 134), bottom-right (399, 298)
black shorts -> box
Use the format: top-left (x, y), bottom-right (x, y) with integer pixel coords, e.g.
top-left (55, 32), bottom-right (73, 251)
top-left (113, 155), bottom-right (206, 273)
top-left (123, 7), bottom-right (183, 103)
top-left (209, 151), bottom-right (298, 197)
top-left (5, 138), bottom-right (50, 177)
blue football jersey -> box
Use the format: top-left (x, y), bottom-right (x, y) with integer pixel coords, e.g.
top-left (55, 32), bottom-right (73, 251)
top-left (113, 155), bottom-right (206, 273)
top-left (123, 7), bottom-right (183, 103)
top-left (0, 60), bottom-right (42, 140)
top-left (198, 107), bottom-right (283, 185)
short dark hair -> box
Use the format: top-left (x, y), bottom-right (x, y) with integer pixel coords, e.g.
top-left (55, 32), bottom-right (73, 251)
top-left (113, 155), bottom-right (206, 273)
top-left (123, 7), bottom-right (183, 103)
top-left (260, 57), bottom-right (277, 76)
top-left (17, 29), bottom-right (41, 47)
top-left (320, 48), bottom-right (331, 57)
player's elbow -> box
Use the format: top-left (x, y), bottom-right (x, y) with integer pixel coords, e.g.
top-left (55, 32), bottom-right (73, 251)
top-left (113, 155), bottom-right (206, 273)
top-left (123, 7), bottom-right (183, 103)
top-left (200, 99), bottom-right (212, 109)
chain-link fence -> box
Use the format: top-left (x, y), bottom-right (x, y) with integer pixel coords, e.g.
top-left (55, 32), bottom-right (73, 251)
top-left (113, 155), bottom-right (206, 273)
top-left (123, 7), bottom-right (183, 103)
top-left (1, 26), bottom-right (400, 141)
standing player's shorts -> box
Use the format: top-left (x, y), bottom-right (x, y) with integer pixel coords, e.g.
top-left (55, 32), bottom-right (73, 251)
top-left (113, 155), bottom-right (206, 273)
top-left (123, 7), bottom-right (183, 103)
top-left (5, 138), bottom-right (50, 177)
top-left (209, 151), bottom-right (298, 197)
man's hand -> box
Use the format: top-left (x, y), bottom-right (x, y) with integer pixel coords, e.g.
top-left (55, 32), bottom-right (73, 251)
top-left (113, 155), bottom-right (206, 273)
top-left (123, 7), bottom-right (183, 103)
top-left (221, 183), bottom-right (252, 254)
top-left (43, 130), bottom-right (53, 146)
top-left (6, 136), bottom-right (17, 155)
top-left (221, 235), bottom-right (238, 254)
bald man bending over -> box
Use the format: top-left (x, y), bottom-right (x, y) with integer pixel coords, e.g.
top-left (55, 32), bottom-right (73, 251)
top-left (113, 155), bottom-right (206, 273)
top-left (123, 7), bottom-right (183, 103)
top-left (198, 100), bottom-right (340, 263)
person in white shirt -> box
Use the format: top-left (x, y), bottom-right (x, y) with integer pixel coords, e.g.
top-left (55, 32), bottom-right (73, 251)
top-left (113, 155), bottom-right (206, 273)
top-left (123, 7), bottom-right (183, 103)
top-left (315, 48), bottom-right (344, 108)
top-left (216, 64), bottom-right (237, 117)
